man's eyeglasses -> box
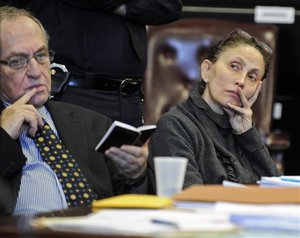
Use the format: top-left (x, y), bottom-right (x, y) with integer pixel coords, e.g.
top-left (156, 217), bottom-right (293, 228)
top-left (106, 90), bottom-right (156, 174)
top-left (218, 28), bottom-right (273, 59)
top-left (0, 50), bottom-right (55, 70)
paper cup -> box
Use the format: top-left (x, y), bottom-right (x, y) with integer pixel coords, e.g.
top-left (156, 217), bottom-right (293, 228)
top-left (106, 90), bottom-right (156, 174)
top-left (154, 157), bottom-right (188, 197)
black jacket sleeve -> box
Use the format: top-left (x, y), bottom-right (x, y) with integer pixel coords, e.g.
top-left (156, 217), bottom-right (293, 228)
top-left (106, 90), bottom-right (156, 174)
top-left (52, 0), bottom-right (183, 24)
top-left (5, 0), bottom-right (182, 25)
top-left (0, 128), bottom-right (26, 216)
top-left (125, 0), bottom-right (183, 25)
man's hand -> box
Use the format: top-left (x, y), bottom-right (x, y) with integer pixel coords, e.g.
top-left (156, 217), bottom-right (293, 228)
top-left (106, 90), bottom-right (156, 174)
top-left (224, 81), bottom-right (262, 135)
top-left (0, 89), bottom-right (44, 139)
top-left (105, 142), bottom-right (149, 179)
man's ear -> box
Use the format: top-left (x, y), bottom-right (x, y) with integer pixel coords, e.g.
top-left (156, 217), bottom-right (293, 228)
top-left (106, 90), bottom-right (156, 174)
top-left (200, 59), bottom-right (212, 83)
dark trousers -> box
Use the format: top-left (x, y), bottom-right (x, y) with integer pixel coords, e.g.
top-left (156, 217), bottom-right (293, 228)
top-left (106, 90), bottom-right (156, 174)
top-left (53, 86), bottom-right (144, 127)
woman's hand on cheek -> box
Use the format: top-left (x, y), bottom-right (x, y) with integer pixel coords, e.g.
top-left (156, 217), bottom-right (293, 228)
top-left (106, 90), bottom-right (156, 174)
top-left (223, 83), bottom-right (261, 134)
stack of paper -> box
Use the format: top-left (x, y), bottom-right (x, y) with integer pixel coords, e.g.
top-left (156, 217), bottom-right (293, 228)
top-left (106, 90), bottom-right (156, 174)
top-left (259, 176), bottom-right (300, 187)
top-left (215, 202), bottom-right (300, 232)
top-left (31, 193), bottom-right (238, 235)
top-left (173, 185), bottom-right (300, 233)
top-left (31, 186), bottom-right (300, 235)
top-left (31, 208), bottom-right (237, 235)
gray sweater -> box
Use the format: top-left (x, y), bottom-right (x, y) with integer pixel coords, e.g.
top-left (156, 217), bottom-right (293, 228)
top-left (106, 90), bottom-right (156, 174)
top-left (148, 88), bottom-right (279, 191)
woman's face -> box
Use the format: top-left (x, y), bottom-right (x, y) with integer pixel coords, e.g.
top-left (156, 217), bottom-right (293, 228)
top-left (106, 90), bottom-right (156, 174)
top-left (201, 44), bottom-right (265, 114)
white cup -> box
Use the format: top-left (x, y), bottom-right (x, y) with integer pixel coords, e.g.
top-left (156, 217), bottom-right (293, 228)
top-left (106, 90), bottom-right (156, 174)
top-left (154, 156), bottom-right (188, 197)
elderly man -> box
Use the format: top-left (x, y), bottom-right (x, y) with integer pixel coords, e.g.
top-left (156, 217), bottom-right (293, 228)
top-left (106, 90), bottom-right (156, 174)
top-left (0, 6), bottom-right (148, 217)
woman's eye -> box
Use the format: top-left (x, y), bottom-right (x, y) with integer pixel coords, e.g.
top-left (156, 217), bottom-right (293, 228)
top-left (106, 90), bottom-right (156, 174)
top-left (248, 75), bottom-right (257, 81)
top-left (230, 63), bottom-right (240, 70)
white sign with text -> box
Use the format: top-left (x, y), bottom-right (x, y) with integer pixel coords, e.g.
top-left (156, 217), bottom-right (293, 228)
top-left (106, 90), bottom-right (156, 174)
top-left (255, 6), bottom-right (295, 24)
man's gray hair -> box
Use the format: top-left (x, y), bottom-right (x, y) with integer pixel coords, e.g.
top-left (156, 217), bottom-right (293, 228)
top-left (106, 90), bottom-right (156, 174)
top-left (0, 6), bottom-right (50, 56)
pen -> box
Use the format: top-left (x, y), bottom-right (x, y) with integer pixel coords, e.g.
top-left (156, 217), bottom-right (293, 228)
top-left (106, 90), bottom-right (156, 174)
top-left (280, 176), bottom-right (300, 183)
top-left (151, 219), bottom-right (179, 229)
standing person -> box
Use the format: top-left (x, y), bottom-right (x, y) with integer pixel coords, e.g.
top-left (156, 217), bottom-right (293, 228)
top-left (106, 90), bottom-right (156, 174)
top-left (147, 28), bottom-right (280, 191)
top-left (0, 6), bottom-right (148, 217)
top-left (3, 0), bottom-right (183, 127)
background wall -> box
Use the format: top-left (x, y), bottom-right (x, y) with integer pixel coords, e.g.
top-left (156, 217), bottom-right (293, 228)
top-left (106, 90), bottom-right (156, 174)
top-left (182, 0), bottom-right (300, 174)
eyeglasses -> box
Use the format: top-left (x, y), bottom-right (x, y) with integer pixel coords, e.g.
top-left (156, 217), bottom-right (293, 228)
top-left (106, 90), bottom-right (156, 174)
top-left (218, 28), bottom-right (273, 59)
top-left (0, 50), bottom-right (55, 70)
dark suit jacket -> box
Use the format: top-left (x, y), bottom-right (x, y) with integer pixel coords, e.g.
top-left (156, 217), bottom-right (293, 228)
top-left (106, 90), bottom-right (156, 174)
top-left (0, 100), bottom-right (134, 216)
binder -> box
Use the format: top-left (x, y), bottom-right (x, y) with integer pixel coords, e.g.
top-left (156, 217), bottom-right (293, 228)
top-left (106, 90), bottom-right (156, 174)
top-left (173, 185), bottom-right (300, 204)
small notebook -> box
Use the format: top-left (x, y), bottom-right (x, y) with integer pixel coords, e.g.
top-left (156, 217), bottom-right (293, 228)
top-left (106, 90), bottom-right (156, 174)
top-left (95, 120), bottom-right (156, 153)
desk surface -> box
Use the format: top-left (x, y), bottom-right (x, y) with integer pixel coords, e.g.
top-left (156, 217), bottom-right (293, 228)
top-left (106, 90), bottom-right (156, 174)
top-left (0, 207), bottom-right (148, 238)
top-left (0, 207), bottom-right (149, 238)
top-left (0, 207), bottom-right (298, 238)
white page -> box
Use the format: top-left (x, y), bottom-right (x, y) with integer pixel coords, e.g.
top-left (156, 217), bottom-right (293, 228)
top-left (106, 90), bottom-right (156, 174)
top-left (215, 202), bottom-right (300, 233)
top-left (259, 176), bottom-right (300, 187)
top-left (215, 202), bottom-right (300, 217)
top-left (31, 208), bottom-right (236, 235)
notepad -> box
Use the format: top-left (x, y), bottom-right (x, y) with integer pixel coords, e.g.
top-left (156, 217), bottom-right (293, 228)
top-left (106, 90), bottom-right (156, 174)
top-left (95, 120), bottom-right (156, 153)
top-left (92, 194), bottom-right (173, 209)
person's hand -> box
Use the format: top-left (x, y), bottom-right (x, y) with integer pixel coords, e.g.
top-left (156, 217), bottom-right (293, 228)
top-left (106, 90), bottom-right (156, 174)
top-left (105, 142), bottom-right (149, 179)
top-left (0, 88), bottom-right (44, 139)
top-left (224, 81), bottom-right (262, 135)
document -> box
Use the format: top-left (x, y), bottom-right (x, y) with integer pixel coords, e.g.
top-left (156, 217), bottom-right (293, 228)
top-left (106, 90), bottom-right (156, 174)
top-left (259, 176), bottom-right (300, 187)
top-left (95, 120), bottom-right (156, 153)
top-left (31, 184), bottom-right (300, 235)
top-left (222, 180), bottom-right (248, 187)
top-left (173, 185), bottom-right (300, 233)
top-left (31, 208), bottom-right (236, 235)
top-left (215, 202), bottom-right (300, 233)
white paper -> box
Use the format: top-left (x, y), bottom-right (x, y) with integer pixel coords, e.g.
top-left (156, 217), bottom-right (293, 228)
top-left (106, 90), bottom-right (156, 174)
top-left (31, 208), bottom-right (236, 235)
top-left (259, 176), bottom-right (300, 187)
top-left (215, 202), bottom-right (300, 217)
top-left (215, 202), bottom-right (300, 232)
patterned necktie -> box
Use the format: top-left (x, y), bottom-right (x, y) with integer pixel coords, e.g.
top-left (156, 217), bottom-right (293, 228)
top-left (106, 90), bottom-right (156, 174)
top-left (33, 121), bottom-right (98, 207)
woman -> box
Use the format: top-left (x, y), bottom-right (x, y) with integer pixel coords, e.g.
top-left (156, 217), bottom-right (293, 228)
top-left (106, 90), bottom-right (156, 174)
top-left (148, 28), bottom-right (280, 190)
